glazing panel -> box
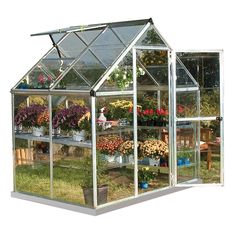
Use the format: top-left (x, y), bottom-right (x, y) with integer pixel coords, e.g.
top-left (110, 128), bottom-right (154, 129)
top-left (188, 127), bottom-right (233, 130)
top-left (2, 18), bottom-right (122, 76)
top-left (54, 69), bottom-right (90, 90)
top-left (73, 50), bottom-right (106, 85)
top-left (52, 95), bottom-right (93, 206)
top-left (14, 95), bottom-right (50, 197)
top-left (98, 52), bottom-right (135, 91)
top-left (76, 29), bottom-right (103, 45)
top-left (58, 32), bottom-right (86, 58)
top-left (176, 121), bottom-right (198, 183)
top-left (112, 24), bottom-right (144, 45)
top-left (137, 49), bottom-right (168, 85)
top-left (176, 91), bottom-right (198, 118)
top-left (96, 96), bottom-right (135, 205)
top-left (135, 25), bottom-right (166, 46)
top-left (199, 120), bottom-right (221, 183)
top-left (137, 90), bottom-right (169, 193)
top-left (51, 33), bottom-right (65, 44)
top-left (177, 52), bottom-right (220, 116)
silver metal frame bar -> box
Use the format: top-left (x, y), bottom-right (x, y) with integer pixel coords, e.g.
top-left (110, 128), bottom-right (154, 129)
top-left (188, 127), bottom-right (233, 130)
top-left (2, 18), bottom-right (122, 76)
top-left (134, 46), bottom-right (169, 50)
top-left (12, 94), bottom-right (16, 191)
top-left (175, 49), bottom-right (223, 53)
top-left (176, 117), bottom-right (217, 122)
top-left (91, 96), bottom-right (97, 207)
top-left (152, 25), bottom-right (172, 49)
top-left (96, 91), bottom-right (133, 97)
top-left (48, 95), bottom-right (53, 198)
top-left (132, 48), bottom-right (138, 197)
top-left (176, 87), bottom-right (199, 92)
top-left (219, 51), bottom-right (224, 185)
top-left (92, 22), bottom-right (151, 92)
top-left (170, 50), bottom-right (177, 185)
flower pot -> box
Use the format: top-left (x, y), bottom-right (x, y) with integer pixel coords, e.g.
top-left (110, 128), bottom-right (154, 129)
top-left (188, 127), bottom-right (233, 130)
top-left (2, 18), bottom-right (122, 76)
top-left (14, 125), bottom-right (22, 134)
top-left (52, 128), bottom-right (61, 137)
top-left (115, 155), bottom-right (123, 164)
top-left (32, 126), bottom-right (45, 137)
top-left (102, 154), bottom-right (116, 162)
top-left (146, 119), bottom-right (154, 126)
top-left (123, 154), bottom-right (134, 164)
top-left (72, 130), bottom-right (86, 142)
top-left (177, 158), bottom-right (184, 166)
top-left (83, 185), bottom-right (108, 207)
top-left (139, 181), bottom-right (148, 189)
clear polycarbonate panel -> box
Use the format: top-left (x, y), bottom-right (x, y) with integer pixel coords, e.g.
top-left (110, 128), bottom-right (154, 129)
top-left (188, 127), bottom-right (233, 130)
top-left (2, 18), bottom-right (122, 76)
top-left (137, 49), bottom-right (168, 85)
top-left (16, 64), bottom-right (53, 89)
top-left (89, 28), bottom-right (125, 67)
top-left (96, 95), bottom-right (135, 205)
top-left (58, 32), bottom-right (86, 58)
top-left (176, 91), bottom-right (198, 118)
top-left (112, 24), bottom-right (144, 45)
top-left (176, 59), bottom-right (198, 88)
top-left (76, 29), bottom-right (103, 45)
top-left (176, 121), bottom-right (198, 183)
top-left (73, 50), bottom-right (106, 85)
top-left (51, 33), bottom-right (65, 44)
top-left (54, 69), bottom-right (90, 90)
top-left (98, 52), bottom-right (133, 91)
top-left (41, 48), bottom-right (74, 78)
top-left (52, 95), bottom-right (93, 206)
top-left (135, 25), bottom-right (166, 46)
top-left (14, 95), bottom-right (50, 197)
top-left (177, 52), bottom-right (220, 116)
top-left (199, 120), bottom-right (221, 183)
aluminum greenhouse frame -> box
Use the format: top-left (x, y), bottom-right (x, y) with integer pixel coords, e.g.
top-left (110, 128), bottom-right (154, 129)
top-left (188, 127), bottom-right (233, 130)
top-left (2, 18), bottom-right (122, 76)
top-left (11, 18), bottom-right (224, 215)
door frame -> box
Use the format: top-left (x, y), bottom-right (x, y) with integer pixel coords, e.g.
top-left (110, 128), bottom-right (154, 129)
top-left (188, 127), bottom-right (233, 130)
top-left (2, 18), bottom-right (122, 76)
top-left (171, 50), bottom-right (224, 187)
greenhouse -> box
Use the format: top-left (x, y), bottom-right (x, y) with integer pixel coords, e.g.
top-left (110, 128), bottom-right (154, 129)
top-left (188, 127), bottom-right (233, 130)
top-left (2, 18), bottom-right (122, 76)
top-left (11, 18), bottom-right (224, 215)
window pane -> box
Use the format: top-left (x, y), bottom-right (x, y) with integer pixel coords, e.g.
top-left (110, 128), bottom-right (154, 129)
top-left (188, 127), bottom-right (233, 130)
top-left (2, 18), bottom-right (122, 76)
top-left (76, 29), bottom-right (103, 45)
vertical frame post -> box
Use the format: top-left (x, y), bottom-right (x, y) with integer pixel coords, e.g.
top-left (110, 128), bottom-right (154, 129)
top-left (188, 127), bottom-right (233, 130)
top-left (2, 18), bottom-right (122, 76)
top-left (91, 96), bottom-right (98, 207)
top-left (12, 93), bottom-right (16, 192)
top-left (132, 47), bottom-right (138, 197)
top-left (48, 95), bottom-right (53, 199)
top-left (219, 51), bottom-right (224, 185)
top-left (170, 50), bottom-right (177, 185)
top-left (196, 90), bottom-right (201, 178)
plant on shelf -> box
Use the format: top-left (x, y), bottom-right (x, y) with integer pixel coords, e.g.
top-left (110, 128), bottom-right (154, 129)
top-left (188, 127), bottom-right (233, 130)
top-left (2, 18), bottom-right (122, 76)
top-left (52, 105), bottom-right (90, 141)
top-left (14, 104), bottom-right (49, 136)
top-left (96, 135), bottom-right (124, 156)
top-left (177, 147), bottom-right (192, 166)
top-left (107, 66), bottom-right (145, 90)
top-left (139, 139), bottom-right (169, 159)
top-left (138, 108), bottom-right (168, 126)
top-left (76, 155), bottom-right (108, 206)
top-left (138, 167), bottom-right (156, 189)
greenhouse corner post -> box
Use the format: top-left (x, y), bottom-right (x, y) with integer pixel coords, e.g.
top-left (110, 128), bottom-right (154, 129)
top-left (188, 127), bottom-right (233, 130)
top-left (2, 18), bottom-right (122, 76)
top-left (91, 96), bottom-right (98, 207)
top-left (220, 51), bottom-right (224, 185)
top-left (48, 95), bottom-right (53, 198)
top-left (167, 50), bottom-right (172, 187)
top-left (132, 47), bottom-right (138, 197)
top-left (170, 50), bottom-right (177, 186)
top-left (12, 93), bottom-right (16, 192)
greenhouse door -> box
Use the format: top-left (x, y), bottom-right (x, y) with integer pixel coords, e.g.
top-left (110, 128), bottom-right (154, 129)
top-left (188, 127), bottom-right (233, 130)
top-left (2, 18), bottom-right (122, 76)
top-left (172, 51), bottom-right (224, 186)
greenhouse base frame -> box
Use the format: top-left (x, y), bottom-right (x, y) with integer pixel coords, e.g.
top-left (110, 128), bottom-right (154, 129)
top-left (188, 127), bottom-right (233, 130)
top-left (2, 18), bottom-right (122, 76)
top-left (12, 179), bottom-right (200, 215)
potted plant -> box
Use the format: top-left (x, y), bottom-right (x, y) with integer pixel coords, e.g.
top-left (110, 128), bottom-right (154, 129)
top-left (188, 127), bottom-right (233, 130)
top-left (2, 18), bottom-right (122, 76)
top-left (52, 105), bottom-right (90, 141)
top-left (107, 66), bottom-right (145, 90)
top-left (118, 140), bottom-right (142, 164)
top-left (14, 104), bottom-right (49, 136)
top-left (139, 139), bottom-right (169, 166)
top-left (76, 155), bottom-right (108, 207)
top-left (138, 167), bottom-right (156, 189)
top-left (96, 135), bottom-right (124, 163)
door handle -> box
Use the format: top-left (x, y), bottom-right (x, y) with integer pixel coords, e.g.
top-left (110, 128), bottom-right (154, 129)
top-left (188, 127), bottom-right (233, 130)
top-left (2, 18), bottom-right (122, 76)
top-left (216, 116), bottom-right (223, 121)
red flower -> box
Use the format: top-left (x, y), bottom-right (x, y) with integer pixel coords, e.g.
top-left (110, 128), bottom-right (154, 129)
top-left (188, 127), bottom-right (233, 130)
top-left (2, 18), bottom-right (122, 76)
top-left (149, 109), bottom-right (154, 115)
top-left (177, 105), bottom-right (184, 113)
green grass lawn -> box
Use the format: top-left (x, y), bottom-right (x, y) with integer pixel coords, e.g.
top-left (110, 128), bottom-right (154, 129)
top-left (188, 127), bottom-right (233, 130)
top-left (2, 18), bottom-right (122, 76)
top-left (15, 159), bottom-right (220, 206)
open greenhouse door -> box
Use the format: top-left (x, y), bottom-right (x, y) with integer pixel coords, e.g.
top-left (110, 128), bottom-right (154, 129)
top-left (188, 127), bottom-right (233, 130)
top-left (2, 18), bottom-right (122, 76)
top-left (172, 51), bottom-right (223, 186)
